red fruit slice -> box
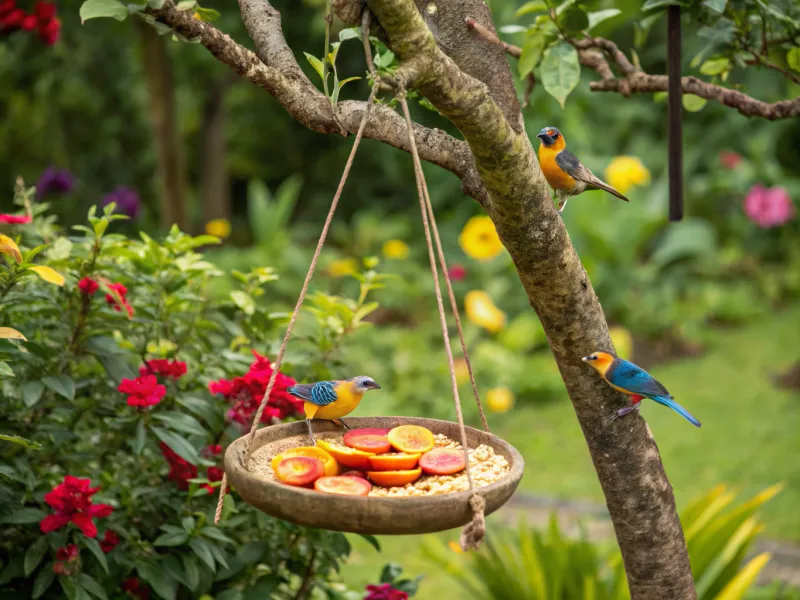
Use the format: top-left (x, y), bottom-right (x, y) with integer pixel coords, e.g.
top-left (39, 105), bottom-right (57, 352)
top-left (367, 453), bottom-right (421, 471)
top-left (341, 470), bottom-right (368, 479)
top-left (343, 428), bottom-right (392, 454)
top-left (387, 425), bottom-right (435, 454)
top-left (419, 448), bottom-right (466, 475)
top-left (316, 440), bottom-right (375, 470)
top-left (314, 476), bottom-right (372, 496)
top-left (275, 456), bottom-right (325, 487)
top-left (367, 469), bottom-right (422, 487)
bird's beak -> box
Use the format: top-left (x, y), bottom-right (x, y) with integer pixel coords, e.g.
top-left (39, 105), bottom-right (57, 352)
top-left (370, 381), bottom-right (382, 390)
top-left (581, 356), bottom-right (590, 362)
top-left (536, 132), bottom-right (546, 140)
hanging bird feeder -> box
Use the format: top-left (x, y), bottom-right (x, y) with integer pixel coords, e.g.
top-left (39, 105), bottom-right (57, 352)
top-left (216, 12), bottom-right (524, 549)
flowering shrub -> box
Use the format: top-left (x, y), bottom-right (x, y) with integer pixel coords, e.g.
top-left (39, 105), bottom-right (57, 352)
top-left (0, 182), bottom-right (407, 599)
top-left (0, 0), bottom-right (60, 45)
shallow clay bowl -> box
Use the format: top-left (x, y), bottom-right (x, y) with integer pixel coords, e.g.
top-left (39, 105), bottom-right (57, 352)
top-left (224, 416), bottom-right (524, 535)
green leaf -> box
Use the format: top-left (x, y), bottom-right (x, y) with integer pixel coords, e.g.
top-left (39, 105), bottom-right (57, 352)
top-left (587, 9), bottom-right (621, 30)
top-left (154, 530), bottom-right (189, 547)
top-left (787, 48), bottom-right (800, 73)
top-left (358, 534), bottom-right (381, 552)
top-left (133, 417), bottom-right (147, 455)
top-left (21, 381), bottom-right (45, 408)
top-left (32, 567), bottom-right (55, 599)
top-left (79, 0), bottom-right (128, 22)
top-left (176, 396), bottom-right (218, 424)
top-left (193, 7), bottom-right (219, 21)
top-left (182, 555), bottom-right (200, 591)
top-left (84, 538), bottom-right (109, 575)
top-left (175, 0), bottom-right (196, 9)
top-left (540, 42), bottom-right (580, 108)
top-left (380, 562), bottom-right (403, 583)
top-left (77, 574), bottom-right (108, 600)
top-left (702, 0), bottom-right (727, 13)
top-left (24, 537), bottom-right (48, 577)
top-left (41, 375), bottom-right (75, 400)
top-left (338, 27), bottom-right (361, 42)
top-left (651, 219), bottom-right (717, 267)
top-left (516, 0), bottom-right (547, 17)
top-left (230, 291), bottom-right (256, 316)
top-left (559, 7), bottom-right (588, 33)
top-left (518, 32), bottom-right (546, 78)
top-left (0, 362), bottom-right (14, 378)
top-left (303, 52), bottom-right (325, 82)
top-left (189, 538), bottom-right (216, 571)
top-left (700, 57), bottom-right (730, 75)
top-left (683, 94), bottom-right (707, 112)
top-left (153, 412), bottom-right (207, 437)
top-left (138, 562), bottom-right (178, 600)
top-left (150, 427), bottom-right (200, 465)
top-left (338, 76), bottom-right (361, 89)
top-left (1, 507), bottom-right (47, 524)
top-left (0, 434), bottom-right (41, 450)
top-left (642, 0), bottom-right (683, 9)
top-left (200, 526), bottom-right (235, 544)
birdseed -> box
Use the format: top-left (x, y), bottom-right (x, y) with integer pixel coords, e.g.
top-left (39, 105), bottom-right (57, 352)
top-left (248, 432), bottom-right (510, 497)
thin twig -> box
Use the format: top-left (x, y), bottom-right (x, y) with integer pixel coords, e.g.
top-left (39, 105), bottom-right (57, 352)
top-left (741, 38), bottom-right (800, 85)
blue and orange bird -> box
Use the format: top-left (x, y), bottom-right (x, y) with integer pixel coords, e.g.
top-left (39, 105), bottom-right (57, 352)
top-left (287, 376), bottom-right (382, 444)
top-left (582, 351), bottom-right (701, 428)
top-left (536, 127), bottom-right (629, 214)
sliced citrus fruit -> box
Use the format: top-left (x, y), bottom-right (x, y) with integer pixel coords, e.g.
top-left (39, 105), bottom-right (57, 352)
top-left (275, 456), bottom-right (324, 487)
top-left (419, 448), bottom-right (466, 475)
top-left (314, 475), bottom-right (372, 496)
top-left (367, 468), bottom-right (422, 487)
top-left (272, 446), bottom-right (339, 477)
top-left (341, 470), bottom-right (368, 479)
top-left (367, 453), bottom-right (421, 472)
top-left (343, 428), bottom-right (392, 453)
top-left (316, 439), bottom-right (375, 470)
top-left (387, 425), bottom-right (435, 454)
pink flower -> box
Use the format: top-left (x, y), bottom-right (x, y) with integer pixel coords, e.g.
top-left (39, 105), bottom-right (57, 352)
top-left (100, 530), bottom-right (119, 553)
top-left (78, 277), bottom-right (99, 296)
top-left (0, 214), bottom-right (31, 224)
top-left (40, 476), bottom-right (113, 538)
top-left (118, 375), bottom-right (166, 407)
top-left (365, 583), bottom-right (409, 600)
top-left (743, 184), bottom-right (795, 228)
top-left (720, 151), bottom-right (742, 169)
top-left (448, 263), bottom-right (467, 281)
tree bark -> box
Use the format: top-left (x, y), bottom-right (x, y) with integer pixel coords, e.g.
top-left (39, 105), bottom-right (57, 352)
top-left (147, 1), bottom-right (698, 597)
top-left (138, 21), bottom-right (189, 230)
top-left (200, 76), bottom-right (234, 225)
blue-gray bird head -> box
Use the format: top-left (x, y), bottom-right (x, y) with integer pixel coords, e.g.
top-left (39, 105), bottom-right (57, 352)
top-left (351, 376), bottom-right (381, 392)
top-left (536, 126), bottom-right (561, 147)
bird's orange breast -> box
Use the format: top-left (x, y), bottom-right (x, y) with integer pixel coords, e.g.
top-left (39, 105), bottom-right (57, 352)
top-left (539, 146), bottom-right (577, 192)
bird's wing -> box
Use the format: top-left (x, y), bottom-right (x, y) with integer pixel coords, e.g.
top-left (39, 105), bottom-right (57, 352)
top-left (309, 381), bottom-right (339, 406)
top-left (555, 150), bottom-right (629, 201)
top-left (287, 383), bottom-right (315, 401)
top-left (608, 359), bottom-right (671, 397)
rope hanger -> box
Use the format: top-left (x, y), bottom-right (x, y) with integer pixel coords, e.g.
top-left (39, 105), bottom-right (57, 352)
top-left (215, 9), bottom-right (491, 551)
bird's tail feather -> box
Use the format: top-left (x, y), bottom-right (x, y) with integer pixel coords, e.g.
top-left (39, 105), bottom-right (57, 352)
top-left (589, 176), bottom-right (629, 202)
top-left (652, 395), bottom-right (701, 428)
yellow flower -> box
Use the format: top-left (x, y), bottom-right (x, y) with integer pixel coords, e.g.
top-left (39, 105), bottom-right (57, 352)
top-left (609, 326), bottom-right (634, 361)
top-left (382, 239), bottom-right (410, 260)
top-left (486, 387), bottom-right (514, 413)
top-left (465, 290), bottom-right (506, 333)
top-left (604, 156), bottom-right (651, 196)
top-left (448, 540), bottom-right (464, 553)
top-left (459, 216), bottom-right (504, 261)
top-left (453, 358), bottom-right (470, 385)
top-left (327, 257), bottom-right (358, 278)
top-left (205, 218), bottom-right (231, 239)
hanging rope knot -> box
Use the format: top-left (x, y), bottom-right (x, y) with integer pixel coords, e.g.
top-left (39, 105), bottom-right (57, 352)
top-left (459, 493), bottom-right (487, 551)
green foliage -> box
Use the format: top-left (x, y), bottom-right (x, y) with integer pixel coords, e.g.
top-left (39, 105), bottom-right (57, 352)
top-left (424, 485), bottom-right (783, 600)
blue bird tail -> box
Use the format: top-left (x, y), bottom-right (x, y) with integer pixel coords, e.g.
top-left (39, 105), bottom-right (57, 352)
top-left (651, 395), bottom-right (701, 428)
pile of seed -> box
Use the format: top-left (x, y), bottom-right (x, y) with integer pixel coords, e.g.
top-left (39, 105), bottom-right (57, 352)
top-left (368, 434), bottom-right (509, 498)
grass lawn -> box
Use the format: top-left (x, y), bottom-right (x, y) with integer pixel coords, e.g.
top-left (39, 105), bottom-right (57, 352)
top-left (340, 303), bottom-right (800, 594)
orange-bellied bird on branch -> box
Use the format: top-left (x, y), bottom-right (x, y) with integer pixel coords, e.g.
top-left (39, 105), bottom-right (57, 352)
top-left (536, 127), bottom-right (629, 214)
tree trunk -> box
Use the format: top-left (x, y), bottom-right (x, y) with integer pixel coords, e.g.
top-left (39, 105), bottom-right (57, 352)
top-left (200, 77), bottom-right (234, 225)
top-left (138, 21), bottom-right (189, 231)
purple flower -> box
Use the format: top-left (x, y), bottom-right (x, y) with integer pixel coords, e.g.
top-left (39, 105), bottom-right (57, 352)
top-left (36, 167), bottom-right (74, 199)
top-left (743, 184), bottom-right (795, 229)
top-left (102, 187), bottom-right (141, 219)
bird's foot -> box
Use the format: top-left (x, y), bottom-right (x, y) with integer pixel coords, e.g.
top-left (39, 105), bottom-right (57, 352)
top-left (607, 404), bottom-right (641, 422)
top-left (557, 198), bottom-right (569, 214)
top-left (306, 419), bottom-right (317, 445)
top-left (333, 418), bottom-right (352, 431)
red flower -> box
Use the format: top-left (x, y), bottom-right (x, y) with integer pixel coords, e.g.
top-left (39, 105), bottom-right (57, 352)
top-left (365, 583), bottom-right (409, 600)
top-left (118, 375), bottom-right (166, 407)
top-left (447, 263), bottom-right (467, 281)
top-left (210, 351), bottom-right (301, 429)
top-left (0, 0), bottom-right (16, 17)
top-left (160, 442), bottom-right (197, 490)
top-left (78, 277), bottom-right (99, 296)
top-left (34, 0), bottom-right (55, 21)
top-left (40, 476), bottom-right (113, 538)
top-left (0, 214), bottom-right (31, 224)
top-left (20, 13), bottom-right (35, 29)
top-left (719, 151), bottom-right (742, 170)
top-left (201, 466), bottom-right (226, 494)
top-left (140, 358), bottom-right (187, 379)
top-left (1, 8), bottom-right (24, 28)
top-left (37, 14), bottom-right (59, 45)
top-left (105, 282), bottom-right (134, 317)
top-left (122, 577), bottom-right (150, 600)
top-left (52, 544), bottom-right (80, 576)
top-left (202, 444), bottom-right (222, 458)
top-left (100, 529), bottom-right (119, 553)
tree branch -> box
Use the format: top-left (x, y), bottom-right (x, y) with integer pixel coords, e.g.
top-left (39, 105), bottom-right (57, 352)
top-left (367, 0), bottom-right (696, 597)
top-left (146, 1), bottom-right (488, 205)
